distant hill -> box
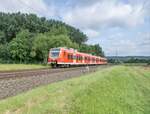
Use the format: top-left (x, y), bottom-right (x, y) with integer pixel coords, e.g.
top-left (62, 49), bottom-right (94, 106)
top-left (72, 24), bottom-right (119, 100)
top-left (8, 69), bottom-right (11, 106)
top-left (107, 56), bottom-right (150, 60)
top-left (107, 56), bottom-right (150, 63)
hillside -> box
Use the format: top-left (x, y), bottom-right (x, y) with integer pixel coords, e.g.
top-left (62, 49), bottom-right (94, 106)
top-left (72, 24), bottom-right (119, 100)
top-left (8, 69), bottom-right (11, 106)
top-left (0, 12), bottom-right (104, 64)
top-left (0, 66), bottom-right (149, 114)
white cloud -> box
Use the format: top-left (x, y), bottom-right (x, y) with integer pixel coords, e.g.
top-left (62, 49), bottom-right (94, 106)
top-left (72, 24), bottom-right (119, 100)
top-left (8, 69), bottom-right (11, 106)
top-left (102, 31), bottom-right (150, 56)
top-left (62, 1), bottom-right (146, 29)
top-left (0, 0), bottom-right (149, 56)
top-left (138, 32), bottom-right (150, 46)
top-left (0, 0), bottom-right (148, 29)
top-left (0, 0), bottom-right (56, 18)
top-left (83, 29), bottom-right (100, 38)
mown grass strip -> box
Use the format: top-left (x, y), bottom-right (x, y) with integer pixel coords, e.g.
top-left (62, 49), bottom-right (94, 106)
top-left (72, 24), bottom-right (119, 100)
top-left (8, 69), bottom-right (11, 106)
top-left (0, 64), bottom-right (49, 71)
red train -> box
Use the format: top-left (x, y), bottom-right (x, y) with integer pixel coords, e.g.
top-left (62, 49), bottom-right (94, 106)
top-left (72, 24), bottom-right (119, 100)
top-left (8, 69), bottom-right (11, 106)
top-left (48, 47), bottom-right (107, 67)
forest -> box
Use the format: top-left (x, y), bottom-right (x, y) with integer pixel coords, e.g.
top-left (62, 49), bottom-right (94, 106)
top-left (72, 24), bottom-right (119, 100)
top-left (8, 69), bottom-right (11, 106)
top-left (0, 12), bottom-right (104, 64)
top-left (108, 56), bottom-right (150, 64)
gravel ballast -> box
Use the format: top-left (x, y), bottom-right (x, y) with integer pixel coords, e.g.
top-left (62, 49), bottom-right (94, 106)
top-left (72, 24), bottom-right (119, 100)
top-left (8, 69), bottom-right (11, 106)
top-left (0, 66), bottom-right (100, 100)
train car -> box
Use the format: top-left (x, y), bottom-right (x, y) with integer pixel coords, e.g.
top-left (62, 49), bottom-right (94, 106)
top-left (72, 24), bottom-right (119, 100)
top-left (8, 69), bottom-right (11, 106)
top-left (48, 47), bottom-right (107, 67)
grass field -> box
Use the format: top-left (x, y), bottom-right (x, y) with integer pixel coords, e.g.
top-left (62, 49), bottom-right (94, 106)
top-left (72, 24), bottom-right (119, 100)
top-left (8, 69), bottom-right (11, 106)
top-left (0, 64), bottom-right (49, 71)
top-left (0, 65), bottom-right (150, 114)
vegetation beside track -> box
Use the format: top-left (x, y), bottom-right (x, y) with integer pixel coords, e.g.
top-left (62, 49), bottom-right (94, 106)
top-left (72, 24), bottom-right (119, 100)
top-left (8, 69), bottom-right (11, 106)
top-left (0, 65), bottom-right (150, 114)
top-left (0, 64), bottom-right (49, 71)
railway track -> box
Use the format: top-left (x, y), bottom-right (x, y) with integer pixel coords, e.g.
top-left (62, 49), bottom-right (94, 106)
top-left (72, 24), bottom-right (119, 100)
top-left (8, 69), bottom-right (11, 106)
top-left (0, 66), bottom-right (98, 79)
top-left (0, 65), bottom-right (107, 99)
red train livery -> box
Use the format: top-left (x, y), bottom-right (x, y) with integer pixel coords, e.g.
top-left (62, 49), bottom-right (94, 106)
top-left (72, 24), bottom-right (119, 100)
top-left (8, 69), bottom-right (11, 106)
top-left (48, 47), bottom-right (107, 67)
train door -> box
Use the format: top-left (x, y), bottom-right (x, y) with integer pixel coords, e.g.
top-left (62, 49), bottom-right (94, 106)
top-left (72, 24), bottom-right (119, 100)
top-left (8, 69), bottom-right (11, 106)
top-left (73, 53), bottom-right (76, 64)
top-left (76, 54), bottom-right (79, 64)
top-left (62, 50), bottom-right (67, 63)
top-left (82, 56), bottom-right (84, 64)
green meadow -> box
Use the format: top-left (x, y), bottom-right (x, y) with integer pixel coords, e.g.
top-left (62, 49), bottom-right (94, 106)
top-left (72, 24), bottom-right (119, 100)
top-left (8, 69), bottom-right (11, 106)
top-left (0, 65), bottom-right (150, 114)
top-left (0, 64), bottom-right (49, 71)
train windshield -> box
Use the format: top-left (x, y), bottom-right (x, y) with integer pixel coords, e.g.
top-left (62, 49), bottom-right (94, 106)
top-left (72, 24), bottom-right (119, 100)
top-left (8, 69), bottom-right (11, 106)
top-left (50, 48), bottom-right (60, 58)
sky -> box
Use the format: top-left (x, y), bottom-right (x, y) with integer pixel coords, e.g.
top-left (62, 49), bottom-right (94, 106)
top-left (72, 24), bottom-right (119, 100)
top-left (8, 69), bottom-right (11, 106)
top-left (0, 0), bottom-right (150, 56)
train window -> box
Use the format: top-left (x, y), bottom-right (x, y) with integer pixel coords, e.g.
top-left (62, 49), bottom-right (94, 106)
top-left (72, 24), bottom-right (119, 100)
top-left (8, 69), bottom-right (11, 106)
top-left (68, 54), bottom-right (70, 60)
top-left (50, 48), bottom-right (60, 58)
top-left (79, 56), bottom-right (82, 60)
top-left (50, 51), bottom-right (59, 58)
top-left (73, 55), bottom-right (76, 60)
top-left (63, 52), bottom-right (66, 58)
top-left (86, 57), bottom-right (87, 60)
top-left (96, 59), bottom-right (98, 62)
top-left (68, 54), bottom-right (73, 60)
top-left (77, 56), bottom-right (79, 60)
top-left (70, 55), bottom-right (73, 60)
top-left (88, 57), bottom-right (90, 61)
top-left (85, 57), bottom-right (87, 60)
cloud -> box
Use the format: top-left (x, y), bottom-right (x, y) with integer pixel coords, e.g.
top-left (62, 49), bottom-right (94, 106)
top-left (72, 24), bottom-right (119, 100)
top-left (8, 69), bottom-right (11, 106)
top-left (62, 0), bottom-right (146, 29)
top-left (138, 32), bottom-right (150, 46)
top-left (62, 0), bottom-right (150, 56)
top-left (0, 0), bottom-right (149, 56)
top-left (0, 0), bottom-right (148, 29)
top-left (102, 31), bottom-right (150, 56)
top-left (65, 0), bottom-right (102, 7)
top-left (0, 0), bottom-right (57, 18)
top-left (83, 29), bottom-right (100, 38)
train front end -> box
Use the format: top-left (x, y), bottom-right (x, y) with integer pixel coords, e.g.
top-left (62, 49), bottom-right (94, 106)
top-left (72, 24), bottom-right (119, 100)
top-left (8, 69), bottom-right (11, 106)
top-left (48, 48), bottom-right (60, 67)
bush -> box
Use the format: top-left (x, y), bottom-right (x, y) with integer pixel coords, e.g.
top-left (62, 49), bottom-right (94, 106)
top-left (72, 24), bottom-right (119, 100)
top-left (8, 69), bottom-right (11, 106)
top-left (147, 61), bottom-right (150, 65)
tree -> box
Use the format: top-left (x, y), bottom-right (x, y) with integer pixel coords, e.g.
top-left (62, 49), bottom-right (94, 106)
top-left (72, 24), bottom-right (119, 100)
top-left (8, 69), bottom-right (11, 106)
top-left (32, 33), bottom-right (76, 63)
top-left (0, 31), bottom-right (5, 44)
top-left (93, 44), bottom-right (105, 57)
top-left (9, 30), bottom-right (33, 63)
top-left (47, 25), bottom-right (68, 36)
top-left (0, 12), bottom-right (87, 44)
top-left (32, 34), bottom-right (51, 63)
top-left (147, 60), bottom-right (150, 65)
top-left (0, 44), bottom-right (11, 63)
top-left (67, 27), bottom-right (87, 44)
top-left (79, 44), bottom-right (104, 57)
